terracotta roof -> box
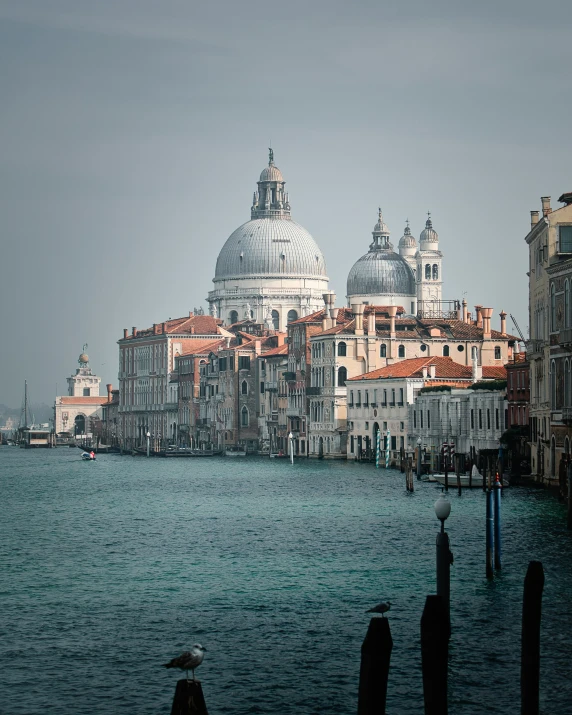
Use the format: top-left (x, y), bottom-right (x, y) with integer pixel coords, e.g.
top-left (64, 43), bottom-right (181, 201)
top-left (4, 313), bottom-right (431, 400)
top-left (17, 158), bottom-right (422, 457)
top-left (348, 357), bottom-right (476, 381)
top-left (176, 339), bottom-right (225, 357)
top-left (123, 314), bottom-right (222, 340)
top-left (58, 396), bottom-right (108, 405)
top-left (259, 344), bottom-right (289, 357)
top-left (482, 366), bottom-right (507, 379)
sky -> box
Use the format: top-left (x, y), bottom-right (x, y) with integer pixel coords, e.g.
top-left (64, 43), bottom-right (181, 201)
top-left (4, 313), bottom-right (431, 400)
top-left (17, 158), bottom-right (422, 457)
top-left (1, 0), bottom-right (571, 407)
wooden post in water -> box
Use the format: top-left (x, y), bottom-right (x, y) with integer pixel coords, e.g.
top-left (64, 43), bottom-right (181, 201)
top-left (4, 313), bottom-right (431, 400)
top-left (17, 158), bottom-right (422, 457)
top-left (358, 616), bottom-right (393, 715)
top-left (421, 595), bottom-right (448, 715)
top-left (444, 453), bottom-right (449, 492)
top-left (455, 454), bottom-right (462, 496)
top-left (170, 679), bottom-right (209, 715)
top-left (567, 461), bottom-right (572, 531)
top-left (486, 488), bottom-right (494, 580)
top-left (521, 561), bottom-right (544, 715)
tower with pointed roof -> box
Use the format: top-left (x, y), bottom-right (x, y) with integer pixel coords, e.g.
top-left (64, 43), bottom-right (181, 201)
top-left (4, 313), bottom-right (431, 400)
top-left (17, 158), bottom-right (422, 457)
top-left (208, 150), bottom-right (329, 331)
top-left (415, 213), bottom-right (443, 309)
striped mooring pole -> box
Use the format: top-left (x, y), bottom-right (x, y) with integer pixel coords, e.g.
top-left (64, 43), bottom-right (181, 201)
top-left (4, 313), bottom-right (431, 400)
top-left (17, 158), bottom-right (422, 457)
top-left (376, 429), bottom-right (381, 468)
top-left (385, 430), bottom-right (391, 469)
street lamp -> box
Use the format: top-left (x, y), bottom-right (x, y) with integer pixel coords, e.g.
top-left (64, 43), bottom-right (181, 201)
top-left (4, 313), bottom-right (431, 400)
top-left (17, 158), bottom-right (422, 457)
top-left (417, 436), bottom-right (422, 479)
top-left (146, 431), bottom-right (151, 458)
top-left (434, 494), bottom-right (453, 637)
top-left (289, 431), bottom-right (294, 464)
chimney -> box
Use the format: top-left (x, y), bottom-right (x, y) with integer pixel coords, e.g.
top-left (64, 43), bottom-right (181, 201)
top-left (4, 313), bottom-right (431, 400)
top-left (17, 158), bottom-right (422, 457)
top-left (541, 196), bottom-right (552, 217)
top-left (429, 364), bottom-right (436, 379)
top-left (254, 339), bottom-right (262, 355)
top-left (153, 323), bottom-right (158, 335)
top-left (388, 305), bottom-right (397, 338)
top-left (189, 310), bottom-right (193, 318)
top-left (456, 301), bottom-right (462, 321)
top-left (367, 309), bottom-right (376, 334)
top-left (530, 210), bottom-right (540, 229)
top-left (106, 384), bottom-right (113, 403)
top-left (462, 299), bottom-right (468, 324)
top-left (472, 356), bottom-right (482, 382)
top-left (225, 337), bottom-right (231, 348)
top-left (474, 306), bottom-right (482, 328)
top-left (277, 333), bottom-right (285, 346)
top-left (323, 292), bottom-right (335, 328)
top-left (123, 328), bottom-right (128, 339)
top-left (499, 310), bottom-right (507, 336)
top-left (422, 366), bottom-right (428, 379)
top-left (352, 303), bottom-right (365, 335)
top-left (481, 307), bottom-right (493, 338)
top-left (162, 322), bottom-right (166, 333)
top-left (132, 326), bottom-right (137, 337)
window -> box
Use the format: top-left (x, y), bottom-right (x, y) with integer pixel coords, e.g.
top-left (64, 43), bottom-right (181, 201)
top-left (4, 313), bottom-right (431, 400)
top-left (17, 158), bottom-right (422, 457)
top-left (349, 390), bottom-right (354, 407)
top-left (400, 422), bottom-right (404, 431)
top-left (338, 342), bottom-right (347, 356)
top-left (496, 408), bottom-right (499, 429)
top-left (287, 309), bottom-right (298, 324)
top-left (241, 407), bottom-right (249, 426)
top-left (380, 344), bottom-right (386, 357)
top-left (551, 283), bottom-right (556, 332)
top-left (487, 409), bottom-right (491, 429)
top-left (271, 310), bottom-right (279, 330)
top-left (494, 346), bottom-right (501, 360)
top-left (357, 391), bottom-right (361, 407)
top-left (413, 411), bottom-right (417, 428)
top-left (382, 389), bottom-right (387, 406)
top-left (399, 388), bottom-right (404, 406)
top-left (229, 310), bottom-right (238, 325)
top-left (479, 410), bottom-right (482, 429)
top-left (427, 410), bottom-right (430, 428)
top-left (390, 389), bottom-right (396, 406)
top-left (398, 345), bottom-right (405, 358)
top-left (83, 388), bottom-right (90, 396)
top-left (241, 380), bottom-right (248, 395)
top-left (364, 391), bottom-right (369, 407)
top-left (560, 226), bottom-right (572, 253)
top-left (457, 345), bottom-right (464, 352)
top-left (420, 411), bottom-right (423, 428)
top-left (337, 366), bottom-right (347, 387)
top-left (443, 345), bottom-right (449, 357)
top-left (566, 280), bottom-right (571, 328)
top-left (425, 264), bottom-right (431, 279)
top-left (238, 356), bottom-right (250, 370)
top-left (260, 381), bottom-right (265, 394)
top-left (219, 357), bottom-right (227, 371)
top-left (432, 264), bottom-right (439, 280)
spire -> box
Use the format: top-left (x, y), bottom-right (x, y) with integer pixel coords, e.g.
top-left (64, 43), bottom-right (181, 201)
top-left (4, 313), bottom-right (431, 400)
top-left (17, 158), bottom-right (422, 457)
top-left (426, 211), bottom-right (432, 228)
top-left (269, 147), bottom-right (274, 165)
top-left (369, 208), bottom-right (392, 251)
top-left (404, 219), bottom-right (411, 236)
top-left (252, 149), bottom-right (290, 220)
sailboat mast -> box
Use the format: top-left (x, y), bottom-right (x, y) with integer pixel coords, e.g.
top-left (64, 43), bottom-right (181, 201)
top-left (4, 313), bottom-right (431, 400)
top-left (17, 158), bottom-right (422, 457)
top-left (24, 380), bottom-right (28, 429)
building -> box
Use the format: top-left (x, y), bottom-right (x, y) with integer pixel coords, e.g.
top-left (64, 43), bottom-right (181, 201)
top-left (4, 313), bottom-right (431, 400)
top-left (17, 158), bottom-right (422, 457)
top-left (505, 350), bottom-right (530, 474)
top-left (305, 295), bottom-right (517, 458)
top-left (54, 349), bottom-right (107, 437)
top-left (207, 150), bottom-right (329, 330)
top-left (525, 192), bottom-right (572, 482)
top-left (258, 343), bottom-right (289, 454)
top-left (346, 356), bottom-right (505, 461)
top-left (117, 313), bottom-right (223, 448)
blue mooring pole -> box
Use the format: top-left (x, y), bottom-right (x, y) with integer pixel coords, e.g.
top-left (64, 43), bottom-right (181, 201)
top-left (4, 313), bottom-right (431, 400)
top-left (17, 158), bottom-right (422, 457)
top-left (486, 489), bottom-right (494, 580)
top-left (494, 475), bottom-right (502, 570)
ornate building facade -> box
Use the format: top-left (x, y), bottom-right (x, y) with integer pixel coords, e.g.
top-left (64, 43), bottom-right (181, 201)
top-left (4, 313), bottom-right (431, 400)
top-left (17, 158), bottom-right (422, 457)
top-left (207, 150), bottom-right (330, 331)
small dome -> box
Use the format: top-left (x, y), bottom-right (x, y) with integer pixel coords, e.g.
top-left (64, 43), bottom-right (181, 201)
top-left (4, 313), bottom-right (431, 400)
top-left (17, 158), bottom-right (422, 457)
top-left (420, 216), bottom-right (438, 244)
top-left (259, 164), bottom-right (284, 182)
top-left (347, 251), bottom-right (416, 297)
top-left (373, 208), bottom-right (390, 236)
top-left (399, 222), bottom-right (417, 249)
top-left (79, 353), bottom-right (89, 364)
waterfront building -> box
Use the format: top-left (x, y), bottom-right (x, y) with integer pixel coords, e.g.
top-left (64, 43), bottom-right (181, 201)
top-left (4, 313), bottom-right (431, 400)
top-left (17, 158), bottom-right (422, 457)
top-left (346, 356), bottom-right (503, 460)
top-left (305, 295), bottom-right (516, 458)
top-left (117, 313), bottom-right (223, 448)
top-left (505, 350), bottom-right (530, 473)
top-left (410, 378), bottom-right (508, 457)
top-left (258, 343), bottom-right (289, 454)
top-left (207, 150), bottom-right (329, 330)
top-left (525, 193), bottom-right (572, 482)
top-left (54, 349), bottom-right (107, 437)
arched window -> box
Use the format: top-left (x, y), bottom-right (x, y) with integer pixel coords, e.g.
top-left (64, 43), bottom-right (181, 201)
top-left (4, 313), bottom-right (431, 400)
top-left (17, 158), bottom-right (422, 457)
top-left (74, 414), bottom-right (86, 436)
top-left (433, 264), bottom-right (439, 280)
top-left (551, 283), bottom-right (556, 331)
top-left (494, 346), bottom-right (501, 360)
top-left (338, 342), bottom-right (347, 357)
top-left (229, 310), bottom-right (238, 325)
top-left (398, 345), bottom-right (405, 358)
top-left (551, 360), bottom-right (557, 409)
top-left (566, 280), bottom-right (571, 328)
top-left (338, 366), bottom-right (347, 387)
top-left (287, 309), bottom-right (298, 324)
top-left (271, 310), bottom-right (279, 330)
top-left (241, 380), bottom-right (248, 395)
top-left (443, 345), bottom-right (449, 356)
top-left (425, 264), bottom-right (431, 279)
top-left (565, 360), bottom-right (570, 408)
top-left (241, 406), bottom-right (249, 426)
top-left (380, 344), bottom-right (387, 357)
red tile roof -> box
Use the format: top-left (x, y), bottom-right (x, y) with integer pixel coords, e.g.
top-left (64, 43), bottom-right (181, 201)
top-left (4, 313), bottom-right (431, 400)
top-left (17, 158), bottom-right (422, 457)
top-left (348, 357), bottom-right (473, 381)
top-left (123, 314), bottom-right (222, 339)
top-left (58, 396), bottom-right (108, 405)
top-left (482, 366), bottom-right (507, 379)
top-left (259, 344), bottom-right (289, 357)
top-left (176, 339), bottom-right (225, 357)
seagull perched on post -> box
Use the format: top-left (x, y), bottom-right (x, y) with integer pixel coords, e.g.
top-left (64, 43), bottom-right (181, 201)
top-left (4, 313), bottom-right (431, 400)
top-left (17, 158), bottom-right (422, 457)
top-left (367, 601), bottom-right (391, 617)
top-left (163, 644), bottom-right (206, 680)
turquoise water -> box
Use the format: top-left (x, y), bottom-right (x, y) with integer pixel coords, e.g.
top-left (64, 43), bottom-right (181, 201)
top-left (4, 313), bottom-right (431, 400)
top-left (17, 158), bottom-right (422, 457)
top-left (1, 448), bottom-right (571, 714)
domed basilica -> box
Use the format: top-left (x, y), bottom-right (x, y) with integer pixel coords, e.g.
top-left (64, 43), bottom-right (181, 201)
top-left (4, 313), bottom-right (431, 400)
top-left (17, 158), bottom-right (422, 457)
top-left (208, 152), bottom-right (444, 325)
top-left (208, 150), bottom-right (329, 331)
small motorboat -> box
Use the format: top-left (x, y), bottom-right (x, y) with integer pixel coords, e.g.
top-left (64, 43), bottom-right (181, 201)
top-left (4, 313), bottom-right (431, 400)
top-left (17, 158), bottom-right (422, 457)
top-left (81, 452), bottom-right (96, 461)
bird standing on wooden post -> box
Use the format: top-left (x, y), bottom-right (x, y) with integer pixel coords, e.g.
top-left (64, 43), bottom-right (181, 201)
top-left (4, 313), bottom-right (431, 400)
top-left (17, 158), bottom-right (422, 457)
top-left (367, 601), bottom-right (391, 617)
top-left (163, 645), bottom-right (207, 681)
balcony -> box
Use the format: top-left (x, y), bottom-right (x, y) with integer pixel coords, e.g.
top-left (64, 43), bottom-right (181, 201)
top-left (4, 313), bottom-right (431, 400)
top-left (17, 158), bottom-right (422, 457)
top-left (563, 407), bottom-right (572, 424)
top-left (525, 339), bottom-right (545, 356)
top-left (560, 329), bottom-right (572, 346)
top-left (284, 372), bottom-right (297, 381)
top-left (286, 406), bottom-right (303, 417)
top-left (306, 386), bottom-right (321, 395)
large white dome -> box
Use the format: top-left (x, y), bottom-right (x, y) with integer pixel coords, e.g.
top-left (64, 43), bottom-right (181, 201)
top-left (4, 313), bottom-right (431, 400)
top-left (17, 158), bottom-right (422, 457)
top-left (214, 218), bottom-right (327, 280)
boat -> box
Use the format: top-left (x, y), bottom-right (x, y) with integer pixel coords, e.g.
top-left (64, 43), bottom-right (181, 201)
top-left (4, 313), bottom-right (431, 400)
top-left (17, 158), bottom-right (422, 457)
top-left (430, 466), bottom-right (508, 488)
top-left (163, 448), bottom-right (214, 457)
top-left (81, 452), bottom-right (96, 461)
top-left (225, 446), bottom-right (247, 457)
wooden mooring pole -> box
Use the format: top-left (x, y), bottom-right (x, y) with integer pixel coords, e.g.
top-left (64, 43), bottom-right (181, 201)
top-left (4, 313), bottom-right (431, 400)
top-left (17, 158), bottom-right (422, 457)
top-left (455, 454), bottom-right (462, 497)
top-left (170, 679), bottom-right (209, 715)
top-left (421, 595), bottom-right (448, 715)
top-left (358, 616), bottom-right (393, 715)
top-left (521, 561), bottom-right (544, 715)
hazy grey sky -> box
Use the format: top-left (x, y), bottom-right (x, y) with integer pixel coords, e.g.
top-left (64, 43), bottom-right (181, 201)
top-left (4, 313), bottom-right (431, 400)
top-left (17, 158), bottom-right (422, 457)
top-left (1, 0), bottom-right (571, 406)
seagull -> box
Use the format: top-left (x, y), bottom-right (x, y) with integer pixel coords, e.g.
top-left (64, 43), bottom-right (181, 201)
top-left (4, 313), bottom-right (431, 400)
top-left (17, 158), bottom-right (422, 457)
top-left (163, 644), bottom-right (206, 680)
top-left (367, 601), bottom-right (391, 617)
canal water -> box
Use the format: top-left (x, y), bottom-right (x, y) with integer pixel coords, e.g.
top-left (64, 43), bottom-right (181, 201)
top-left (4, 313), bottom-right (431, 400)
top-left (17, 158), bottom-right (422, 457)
top-left (1, 448), bottom-right (571, 714)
